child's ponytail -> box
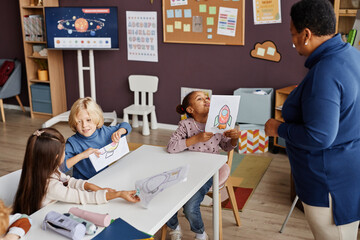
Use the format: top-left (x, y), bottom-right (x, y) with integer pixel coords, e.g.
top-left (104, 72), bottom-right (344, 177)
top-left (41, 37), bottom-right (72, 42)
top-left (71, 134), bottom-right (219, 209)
top-left (176, 104), bottom-right (187, 115)
top-left (176, 91), bottom-right (196, 118)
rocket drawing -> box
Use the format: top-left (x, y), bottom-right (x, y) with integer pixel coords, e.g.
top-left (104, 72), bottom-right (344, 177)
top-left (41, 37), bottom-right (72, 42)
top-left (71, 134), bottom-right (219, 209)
top-left (214, 105), bottom-right (232, 129)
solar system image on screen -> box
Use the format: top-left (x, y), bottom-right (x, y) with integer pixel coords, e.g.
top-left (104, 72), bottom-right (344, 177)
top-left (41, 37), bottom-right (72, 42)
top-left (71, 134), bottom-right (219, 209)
top-left (45, 7), bottom-right (119, 49)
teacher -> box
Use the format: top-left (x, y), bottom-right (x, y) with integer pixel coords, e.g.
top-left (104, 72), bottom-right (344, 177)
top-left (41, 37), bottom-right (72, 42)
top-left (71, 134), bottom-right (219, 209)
top-left (265, 0), bottom-right (360, 239)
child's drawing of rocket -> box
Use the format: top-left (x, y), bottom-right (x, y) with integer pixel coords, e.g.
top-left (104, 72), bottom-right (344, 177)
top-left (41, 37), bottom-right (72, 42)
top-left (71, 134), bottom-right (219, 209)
top-left (214, 105), bottom-right (232, 129)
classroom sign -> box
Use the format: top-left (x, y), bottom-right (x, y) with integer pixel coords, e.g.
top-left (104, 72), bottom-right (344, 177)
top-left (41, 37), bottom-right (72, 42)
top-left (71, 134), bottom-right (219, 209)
top-left (253, 0), bottom-right (282, 25)
top-left (126, 11), bottom-right (158, 62)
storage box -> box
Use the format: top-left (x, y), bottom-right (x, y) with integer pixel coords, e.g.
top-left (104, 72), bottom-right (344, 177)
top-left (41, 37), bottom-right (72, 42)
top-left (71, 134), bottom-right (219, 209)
top-left (233, 88), bottom-right (274, 125)
top-left (238, 124), bottom-right (268, 153)
top-left (30, 83), bottom-right (52, 114)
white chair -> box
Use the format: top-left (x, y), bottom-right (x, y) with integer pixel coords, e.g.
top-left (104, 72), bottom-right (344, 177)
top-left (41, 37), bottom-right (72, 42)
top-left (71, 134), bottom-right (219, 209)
top-left (0, 169), bottom-right (22, 206)
top-left (123, 75), bottom-right (159, 136)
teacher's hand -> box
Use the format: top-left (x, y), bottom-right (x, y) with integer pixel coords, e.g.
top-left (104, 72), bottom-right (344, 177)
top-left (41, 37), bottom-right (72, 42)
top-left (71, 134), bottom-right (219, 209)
top-left (265, 118), bottom-right (282, 137)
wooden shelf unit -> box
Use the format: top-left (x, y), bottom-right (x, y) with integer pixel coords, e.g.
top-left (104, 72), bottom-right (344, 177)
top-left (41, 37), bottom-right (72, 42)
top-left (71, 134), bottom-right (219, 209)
top-left (333, 0), bottom-right (360, 34)
top-left (274, 85), bottom-right (297, 148)
top-left (19, 0), bottom-right (66, 119)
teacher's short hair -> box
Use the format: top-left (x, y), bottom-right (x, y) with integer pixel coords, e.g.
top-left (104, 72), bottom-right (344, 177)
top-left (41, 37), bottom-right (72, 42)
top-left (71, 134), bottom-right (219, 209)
top-left (291, 0), bottom-right (336, 36)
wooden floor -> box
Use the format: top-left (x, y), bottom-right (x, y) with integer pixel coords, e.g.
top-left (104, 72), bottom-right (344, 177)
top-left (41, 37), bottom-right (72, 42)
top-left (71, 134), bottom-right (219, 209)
top-left (0, 109), bottom-right (352, 240)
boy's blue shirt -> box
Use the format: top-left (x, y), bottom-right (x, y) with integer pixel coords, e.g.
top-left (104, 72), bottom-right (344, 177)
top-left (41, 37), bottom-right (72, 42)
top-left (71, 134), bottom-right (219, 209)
top-left (61, 122), bottom-right (131, 180)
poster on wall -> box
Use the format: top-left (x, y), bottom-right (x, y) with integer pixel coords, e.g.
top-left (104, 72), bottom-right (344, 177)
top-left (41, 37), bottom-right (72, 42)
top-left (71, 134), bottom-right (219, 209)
top-left (126, 11), bottom-right (158, 62)
top-left (250, 40), bottom-right (281, 62)
top-left (253, 0), bottom-right (282, 25)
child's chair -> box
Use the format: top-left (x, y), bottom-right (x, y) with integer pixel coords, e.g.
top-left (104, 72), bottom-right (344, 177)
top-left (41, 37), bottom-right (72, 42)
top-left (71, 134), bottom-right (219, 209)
top-left (123, 75), bottom-right (159, 136)
top-left (0, 59), bottom-right (25, 122)
top-left (0, 169), bottom-right (22, 206)
top-left (160, 149), bottom-right (241, 240)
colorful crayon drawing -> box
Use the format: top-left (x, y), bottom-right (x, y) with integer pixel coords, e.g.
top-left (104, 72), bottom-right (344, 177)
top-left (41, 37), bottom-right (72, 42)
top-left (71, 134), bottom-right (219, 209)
top-left (214, 105), bottom-right (232, 129)
top-left (205, 95), bottom-right (240, 134)
top-left (99, 142), bottom-right (119, 158)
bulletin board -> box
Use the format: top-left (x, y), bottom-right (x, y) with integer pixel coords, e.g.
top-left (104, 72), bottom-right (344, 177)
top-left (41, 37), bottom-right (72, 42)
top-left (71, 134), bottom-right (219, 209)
top-left (162, 0), bottom-right (245, 45)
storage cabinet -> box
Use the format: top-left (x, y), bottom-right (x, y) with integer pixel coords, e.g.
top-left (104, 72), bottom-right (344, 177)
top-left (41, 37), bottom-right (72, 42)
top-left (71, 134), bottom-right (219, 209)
top-left (19, 0), bottom-right (66, 118)
top-left (332, 0), bottom-right (360, 35)
top-left (274, 85), bottom-right (297, 149)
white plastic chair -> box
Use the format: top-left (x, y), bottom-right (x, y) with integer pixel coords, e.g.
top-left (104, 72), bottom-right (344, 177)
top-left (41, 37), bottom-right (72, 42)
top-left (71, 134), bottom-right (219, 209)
top-left (123, 75), bottom-right (159, 136)
top-left (0, 169), bottom-right (22, 206)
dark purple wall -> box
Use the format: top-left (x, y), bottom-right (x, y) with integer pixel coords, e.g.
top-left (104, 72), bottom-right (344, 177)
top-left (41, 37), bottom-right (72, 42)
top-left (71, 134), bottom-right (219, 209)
top-left (0, 0), bottom-right (28, 106)
top-left (0, 0), bottom-right (308, 125)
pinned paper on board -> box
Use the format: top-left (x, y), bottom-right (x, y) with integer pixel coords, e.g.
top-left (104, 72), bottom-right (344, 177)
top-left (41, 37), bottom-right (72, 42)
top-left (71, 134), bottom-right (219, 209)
top-left (184, 9), bottom-right (192, 18)
top-left (89, 137), bottom-right (129, 172)
top-left (192, 16), bottom-right (203, 32)
top-left (217, 7), bottom-right (238, 37)
top-left (135, 165), bottom-right (189, 208)
top-left (205, 95), bottom-right (240, 133)
top-left (171, 0), bottom-right (188, 7)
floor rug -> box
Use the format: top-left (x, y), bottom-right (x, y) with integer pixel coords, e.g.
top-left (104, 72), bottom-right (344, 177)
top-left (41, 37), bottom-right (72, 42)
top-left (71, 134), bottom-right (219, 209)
top-left (221, 152), bottom-right (272, 211)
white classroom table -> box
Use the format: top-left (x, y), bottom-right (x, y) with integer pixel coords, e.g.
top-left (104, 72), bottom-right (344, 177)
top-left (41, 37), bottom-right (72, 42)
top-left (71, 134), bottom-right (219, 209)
top-left (26, 145), bottom-right (226, 240)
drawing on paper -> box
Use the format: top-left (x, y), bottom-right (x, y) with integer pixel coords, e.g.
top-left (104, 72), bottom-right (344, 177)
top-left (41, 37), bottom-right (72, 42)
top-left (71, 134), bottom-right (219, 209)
top-left (214, 105), bottom-right (232, 129)
top-left (205, 95), bottom-right (240, 134)
top-left (99, 142), bottom-right (119, 158)
top-left (135, 165), bottom-right (189, 208)
top-left (89, 137), bottom-right (129, 172)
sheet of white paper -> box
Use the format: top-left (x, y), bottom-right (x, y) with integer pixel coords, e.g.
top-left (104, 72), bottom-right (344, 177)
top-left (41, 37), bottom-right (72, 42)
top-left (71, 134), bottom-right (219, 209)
top-left (217, 7), bottom-right (238, 37)
top-left (205, 95), bottom-right (241, 134)
top-left (135, 165), bottom-right (189, 208)
top-left (171, 0), bottom-right (188, 6)
top-left (89, 137), bottom-right (129, 172)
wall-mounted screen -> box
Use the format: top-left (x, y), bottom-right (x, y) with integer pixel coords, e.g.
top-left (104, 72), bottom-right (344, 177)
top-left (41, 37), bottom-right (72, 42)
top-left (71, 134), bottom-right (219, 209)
top-left (45, 7), bottom-right (119, 50)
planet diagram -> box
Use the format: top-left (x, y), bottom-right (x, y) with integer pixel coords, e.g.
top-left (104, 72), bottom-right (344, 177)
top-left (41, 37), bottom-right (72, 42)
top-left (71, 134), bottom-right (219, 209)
top-left (57, 16), bottom-right (105, 36)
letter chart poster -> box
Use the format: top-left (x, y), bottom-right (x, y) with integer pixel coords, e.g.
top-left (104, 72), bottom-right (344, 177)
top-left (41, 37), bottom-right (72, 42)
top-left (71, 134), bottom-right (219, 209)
top-left (126, 11), bottom-right (158, 62)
